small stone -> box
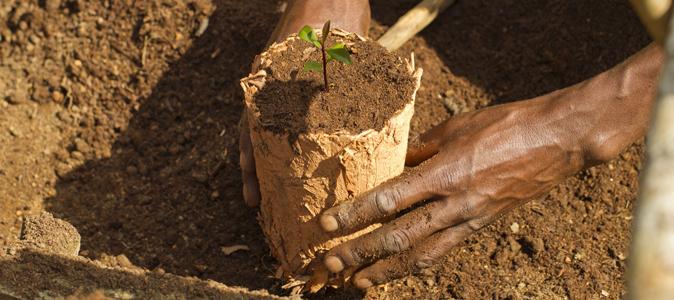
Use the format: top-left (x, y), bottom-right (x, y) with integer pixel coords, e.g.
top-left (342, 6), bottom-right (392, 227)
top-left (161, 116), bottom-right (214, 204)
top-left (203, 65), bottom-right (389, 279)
top-left (508, 236), bottom-right (521, 252)
top-left (8, 126), bottom-right (22, 137)
top-left (510, 222), bottom-right (520, 234)
top-left (574, 252), bottom-right (584, 261)
top-left (154, 267), bottom-right (166, 275)
top-left (8, 248), bottom-right (16, 255)
top-left (210, 190), bottom-right (219, 199)
top-left (517, 282), bottom-right (526, 289)
top-left (70, 150), bottom-right (84, 160)
top-left (191, 170), bottom-right (209, 183)
top-left (55, 162), bottom-right (71, 178)
top-left (29, 34), bottom-right (40, 45)
top-left (424, 279), bottom-right (435, 287)
top-left (126, 165), bottom-right (138, 175)
top-left (617, 252), bottom-right (627, 261)
top-left (73, 138), bottom-right (91, 153)
top-left (601, 290), bottom-right (609, 297)
top-left (195, 264), bottom-right (208, 272)
top-left (51, 90), bottom-right (64, 103)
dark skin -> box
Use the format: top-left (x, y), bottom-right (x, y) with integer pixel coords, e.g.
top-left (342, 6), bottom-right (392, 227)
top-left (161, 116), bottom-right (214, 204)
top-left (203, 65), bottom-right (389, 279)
top-left (240, 0), bottom-right (664, 290)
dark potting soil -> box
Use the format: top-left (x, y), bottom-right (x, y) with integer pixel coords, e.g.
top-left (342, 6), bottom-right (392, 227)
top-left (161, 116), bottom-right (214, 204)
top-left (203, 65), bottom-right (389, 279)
top-left (253, 36), bottom-right (416, 137)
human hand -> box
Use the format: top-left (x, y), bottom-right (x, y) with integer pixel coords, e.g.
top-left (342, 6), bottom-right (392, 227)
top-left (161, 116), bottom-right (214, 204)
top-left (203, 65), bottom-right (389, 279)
top-left (240, 0), bottom-right (371, 207)
top-left (316, 96), bottom-right (601, 289)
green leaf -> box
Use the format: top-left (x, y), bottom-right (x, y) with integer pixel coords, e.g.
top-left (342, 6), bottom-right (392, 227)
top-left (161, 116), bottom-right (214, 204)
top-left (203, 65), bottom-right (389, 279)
top-left (321, 20), bottom-right (331, 44)
top-left (326, 46), bottom-right (352, 64)
top-left (329, 42), bottom-right (346, 50)
top-left (303, 61), bottom-right (322, 72)
top-left (298, 26), bottom-right (321, 48)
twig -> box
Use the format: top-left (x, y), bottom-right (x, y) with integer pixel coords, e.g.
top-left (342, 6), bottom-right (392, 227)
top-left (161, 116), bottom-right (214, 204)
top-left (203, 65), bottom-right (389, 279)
top-left (377, 0), bottom-right (456, 51)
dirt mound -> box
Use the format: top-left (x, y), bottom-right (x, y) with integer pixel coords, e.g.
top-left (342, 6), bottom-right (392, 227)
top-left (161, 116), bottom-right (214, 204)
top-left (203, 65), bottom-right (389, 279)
top-left (0, 0), bottom-right (649, 298)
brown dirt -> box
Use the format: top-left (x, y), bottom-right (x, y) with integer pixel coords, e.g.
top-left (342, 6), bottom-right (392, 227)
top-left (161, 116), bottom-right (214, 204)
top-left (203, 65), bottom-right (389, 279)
top-left (0, 0), bottom-right (649, 299)
top-left (255, 36), bottom-right (415, 138)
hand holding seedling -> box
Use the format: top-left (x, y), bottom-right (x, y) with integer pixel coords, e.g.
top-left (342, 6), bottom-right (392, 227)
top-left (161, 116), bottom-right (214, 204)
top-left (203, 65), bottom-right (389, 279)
top-left (298, 21), bottom-right (352, 91)
top-left (241, 0), bottom-right (664, 291)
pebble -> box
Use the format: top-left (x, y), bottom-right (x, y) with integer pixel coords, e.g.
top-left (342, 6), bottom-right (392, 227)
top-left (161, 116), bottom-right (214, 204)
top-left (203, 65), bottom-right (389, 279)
top-left (126, 165), bottom-right (138, 175)
top-left (70, 150), bottom-right (84, 160)
top-left (424, 279), bottom-right (435, 287)
top-left (191, 170), bottom-right (209, 183)
top-left (510, 222), bottom-right (520, 234)
top-left (73, 138), bottom-right (91, 153)
top-left (55, 162), bottom-right (71, 178)
top-left (508, 236), bottom-right (521, 252)
top-left (52, 90), bottom-right (64, 103)
top-left (8, 126), bottom-right (22, 137)
top-left (29, 34), bottom-right (40, 45)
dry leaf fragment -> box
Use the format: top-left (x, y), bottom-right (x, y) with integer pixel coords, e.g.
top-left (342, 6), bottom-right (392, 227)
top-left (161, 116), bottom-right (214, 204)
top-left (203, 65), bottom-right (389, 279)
top-left (221, 245), bottom-right (250, 255)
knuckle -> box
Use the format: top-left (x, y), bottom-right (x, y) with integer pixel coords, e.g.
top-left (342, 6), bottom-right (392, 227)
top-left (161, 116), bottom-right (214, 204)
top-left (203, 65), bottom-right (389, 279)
top-left (374, 189), bottom-right (401, 216)
top-left (382, 229), bottom-right (412, 253)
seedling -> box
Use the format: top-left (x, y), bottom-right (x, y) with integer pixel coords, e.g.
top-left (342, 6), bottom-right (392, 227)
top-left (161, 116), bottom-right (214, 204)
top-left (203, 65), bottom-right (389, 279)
top-left (298, 21), bottom-right (352, 92)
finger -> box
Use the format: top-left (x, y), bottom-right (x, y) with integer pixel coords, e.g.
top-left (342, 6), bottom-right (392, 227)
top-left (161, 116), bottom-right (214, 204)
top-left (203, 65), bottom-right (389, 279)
top-left (319, 161), bottom-right (439, 233)
top-left (324, 197), bottom-right (473, 273)
top-left (239, 114), bottom-right (260, 207)
top-left (352, 220), bottom-right (476, 289)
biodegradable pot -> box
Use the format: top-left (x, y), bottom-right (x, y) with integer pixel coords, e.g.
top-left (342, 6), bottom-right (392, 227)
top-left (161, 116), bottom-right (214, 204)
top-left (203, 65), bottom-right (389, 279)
top-left (240, 29), bottom-right (422, 290)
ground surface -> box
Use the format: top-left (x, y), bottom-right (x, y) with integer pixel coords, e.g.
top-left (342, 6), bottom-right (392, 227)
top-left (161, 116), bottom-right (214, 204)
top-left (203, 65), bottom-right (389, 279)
top-left (0, 0), bottom-right (649, 298)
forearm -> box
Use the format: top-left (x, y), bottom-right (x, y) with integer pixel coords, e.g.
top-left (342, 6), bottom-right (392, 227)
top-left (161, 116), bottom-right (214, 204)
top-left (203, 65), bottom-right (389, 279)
top-left (539, 44), bottom-right (663, 167)
top-left (269, 0), bottom-right (370, 43)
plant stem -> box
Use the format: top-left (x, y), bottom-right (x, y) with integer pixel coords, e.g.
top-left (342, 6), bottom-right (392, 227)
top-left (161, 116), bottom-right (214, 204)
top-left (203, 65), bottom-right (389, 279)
top-left (321, 43), bottom-right (329, 92)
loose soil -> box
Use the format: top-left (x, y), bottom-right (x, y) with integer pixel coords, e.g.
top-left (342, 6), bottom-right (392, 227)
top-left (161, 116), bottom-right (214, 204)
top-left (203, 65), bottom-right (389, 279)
top-left (0, 0), bottom-right (649, 299)
top-left (255, 37), bottom-right (415, 138)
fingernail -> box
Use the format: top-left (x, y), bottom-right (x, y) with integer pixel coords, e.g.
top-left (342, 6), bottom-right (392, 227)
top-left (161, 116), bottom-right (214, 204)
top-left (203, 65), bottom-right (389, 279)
top-left (355, 278), bottom-right (373, 289)
top-left (320, 214), bottom-right (338, 232)
top-left (325, 255), bottom-right (344, 273)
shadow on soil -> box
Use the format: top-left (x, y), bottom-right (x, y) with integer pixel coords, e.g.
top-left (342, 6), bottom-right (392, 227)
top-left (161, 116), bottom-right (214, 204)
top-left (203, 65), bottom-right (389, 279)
top-left (45, 0), bottom-right (288, 294)
top-left (371, 0), bottom-right (650, 105)
top-left (0, 249), bottom-right (273, 299)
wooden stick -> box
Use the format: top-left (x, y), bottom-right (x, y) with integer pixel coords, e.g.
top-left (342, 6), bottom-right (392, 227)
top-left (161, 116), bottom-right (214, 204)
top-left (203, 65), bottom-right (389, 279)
top-left (628, 7), bottom-right (674, 299)
top-left (630, 0), bottom-right (672, 43)
top-left (377, 0), bottom-right (456, 51)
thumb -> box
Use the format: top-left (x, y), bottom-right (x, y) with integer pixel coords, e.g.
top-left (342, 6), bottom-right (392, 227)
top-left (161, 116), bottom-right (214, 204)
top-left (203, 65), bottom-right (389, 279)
top-left (406, 130), bottom-right (442, 167)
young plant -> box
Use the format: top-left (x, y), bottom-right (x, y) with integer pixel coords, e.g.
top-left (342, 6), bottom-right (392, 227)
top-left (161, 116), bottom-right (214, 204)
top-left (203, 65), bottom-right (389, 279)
top-left (298, 20), bottom-right (352, 92)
